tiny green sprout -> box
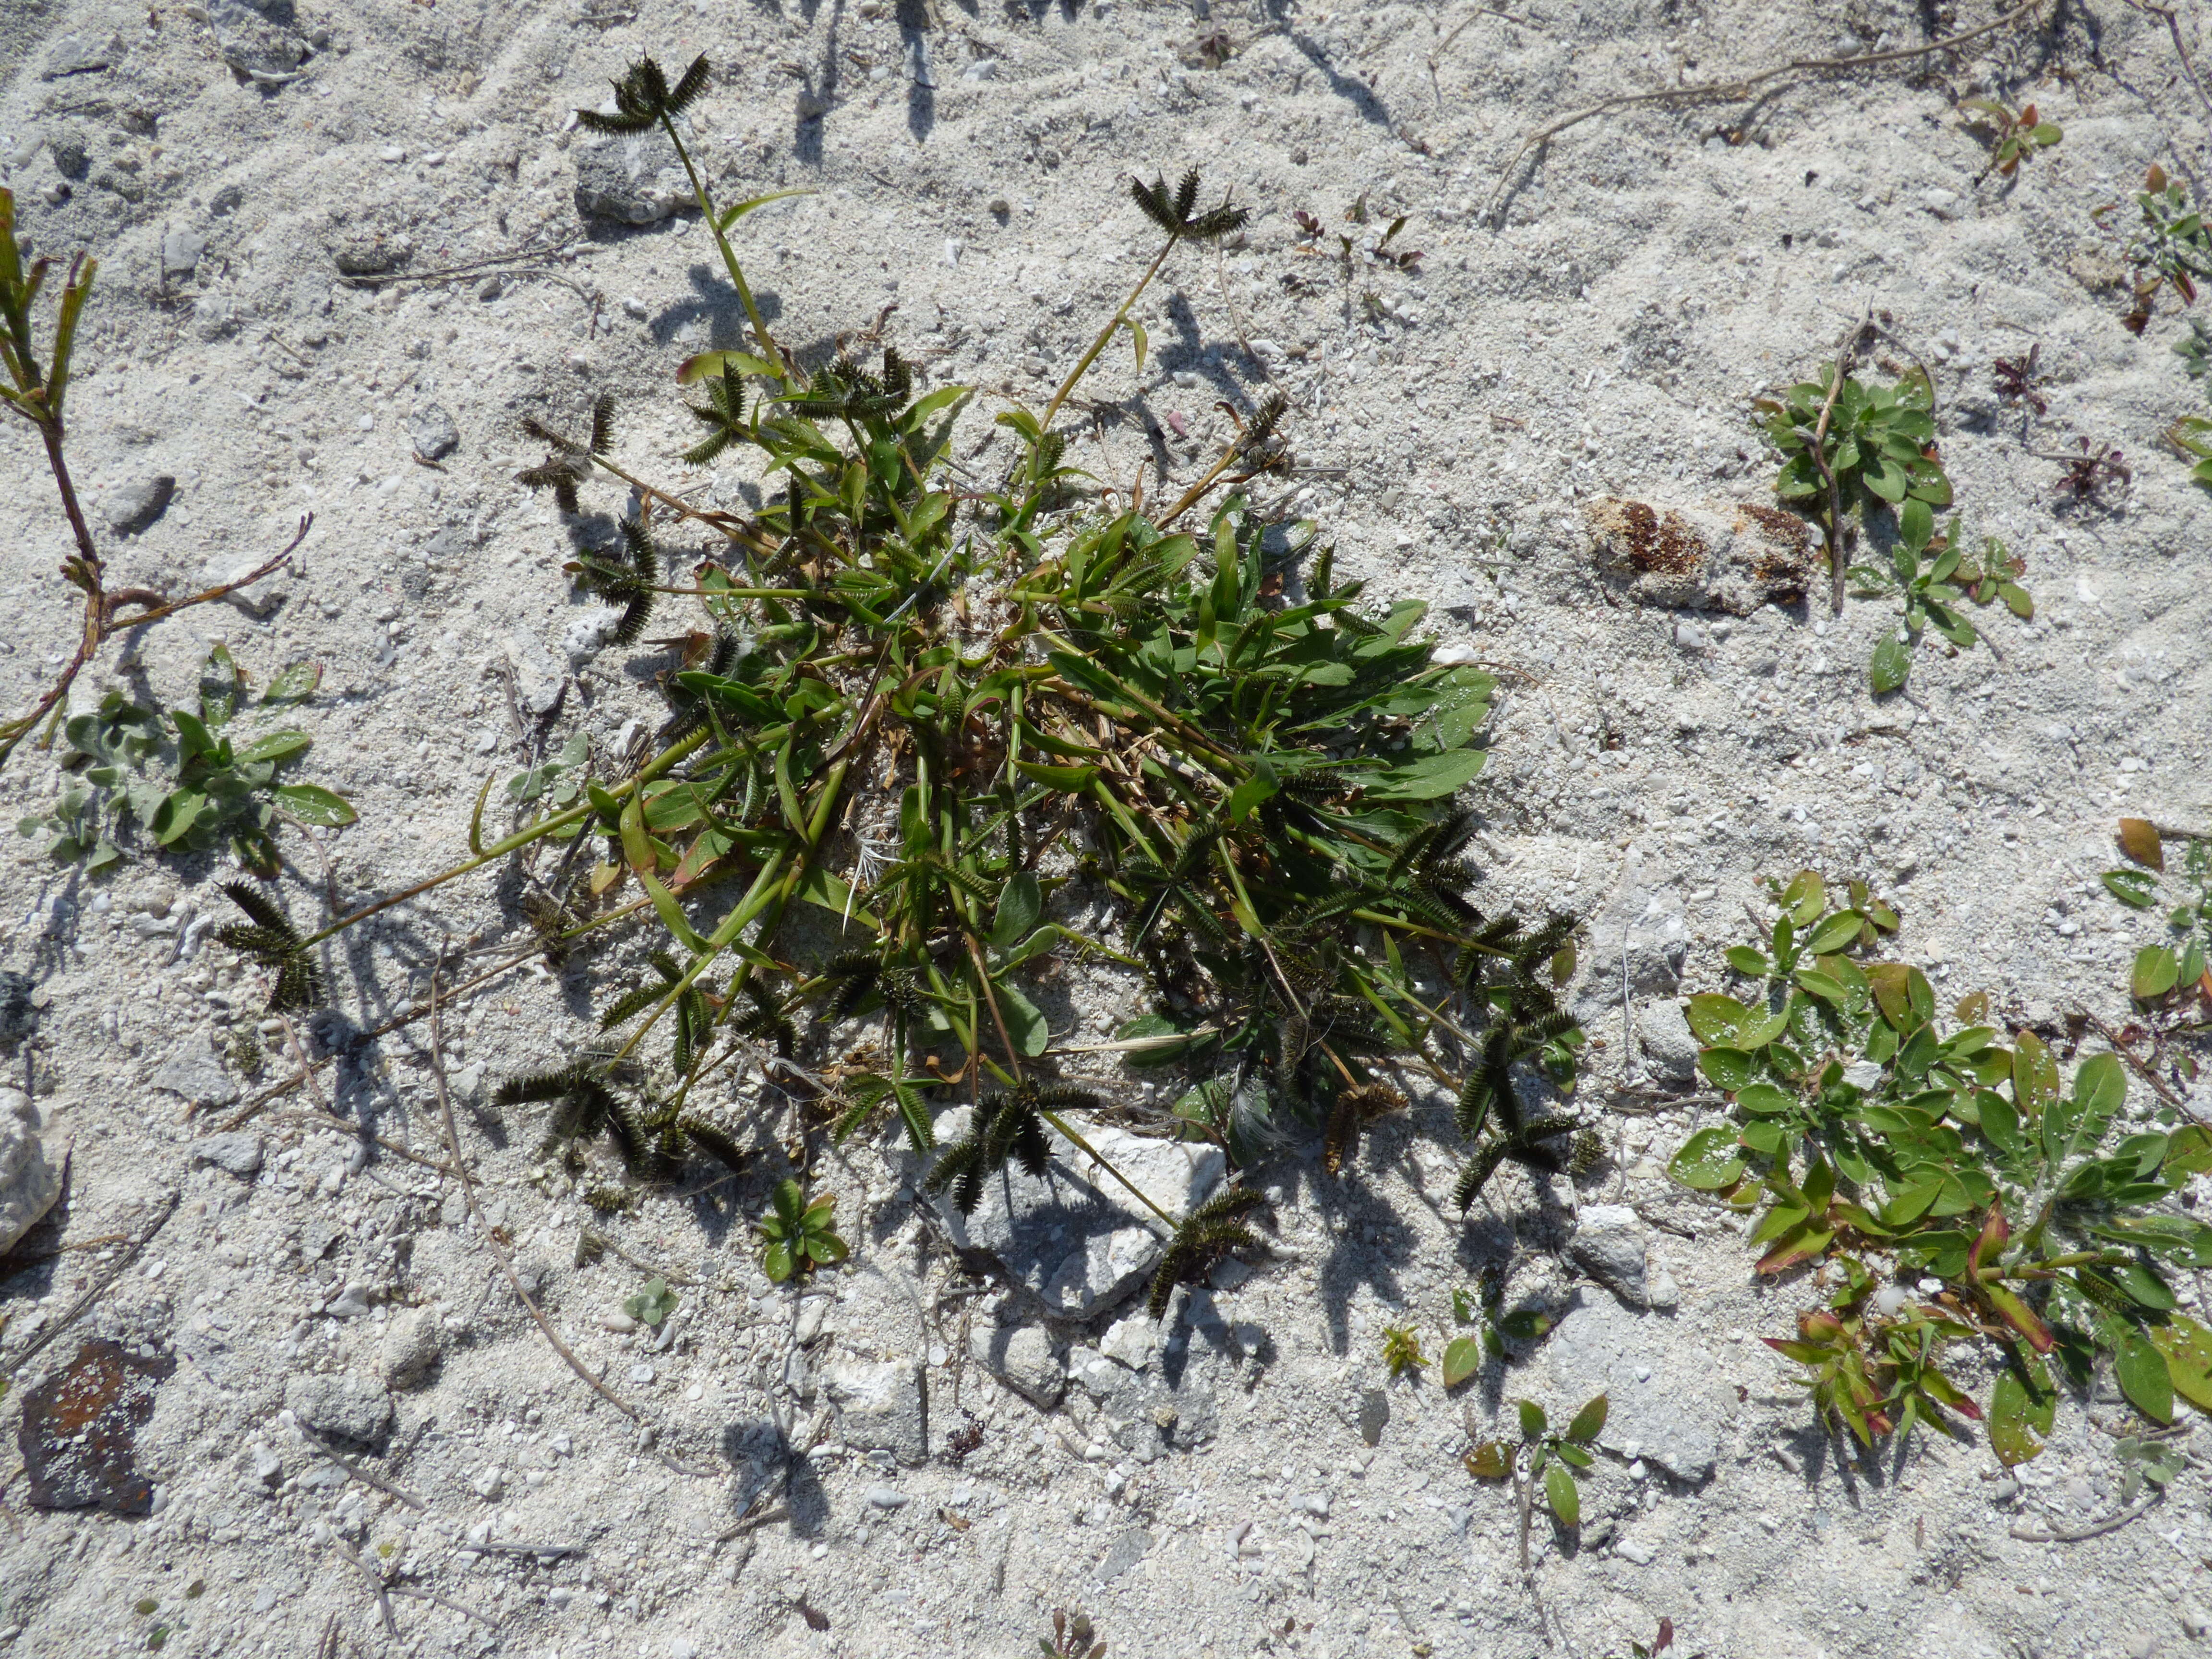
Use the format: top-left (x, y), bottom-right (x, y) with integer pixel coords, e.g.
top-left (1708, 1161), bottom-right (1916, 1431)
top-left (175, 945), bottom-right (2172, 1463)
top-left (1381, 1325), bottom-right (1428, 1380)
top-left (2169, 413), bottom-right (2212, 491)
top-left (146, 1628), bottom-right (167, 1652)
top-left (1042, 1607), bottom-right (1106, 1659)
top-left (1847, 501), bottom-right (2030, 694)
top-left (623, 1275), bottom-right (679, 1330)
top-left (2115, 1434), bottom-right (2186, 1502)
top-left (1958, 98), bottom-right (2060, 182)
top-left (1442, 1273), bottom-right (1553, 1387)
top-left (1465, 1394), bottom-right (1607, 1562)
top-left (2111, 164), bottom-right (2212, 331)
top-left (759, 1179), bottom-right (847, 1283)
top-left (134, 1598), bottom-right (158, 1616)
top-left (183, 1582), bottom-right (204, 1600)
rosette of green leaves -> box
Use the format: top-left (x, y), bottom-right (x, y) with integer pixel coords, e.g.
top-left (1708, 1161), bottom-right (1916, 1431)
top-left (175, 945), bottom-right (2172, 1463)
top-left (2103, 830), bottom-right (2212, 1013)
top-left (1759, 365), bottom-right (1950, 515)
top-left (1671, 869), bottom-right (2212, 1461)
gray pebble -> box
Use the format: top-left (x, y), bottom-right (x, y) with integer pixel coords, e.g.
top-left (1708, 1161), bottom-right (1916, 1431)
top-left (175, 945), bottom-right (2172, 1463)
top-left (866, 1485), bottom-right (909, 1509)
top-left (408, 403), bottom-right (460, 461)
top-left (284, 1372), bottom-right (394, 1449)
top-left (105, 475), bottom-right (176, 536)
top-left (162, 229), bottom-right (207, 281)
top-left (188, 1131), bottom-right (264, 1178)
top-left (379, 1307), bottom-right (442, 1391)
top-left (0, 1095), bottom-right (60, 1256)
top-left (42, 32), bottom-right (122, 80)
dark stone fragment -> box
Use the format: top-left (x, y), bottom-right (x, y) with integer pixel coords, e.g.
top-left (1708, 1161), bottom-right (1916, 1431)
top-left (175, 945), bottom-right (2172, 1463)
top-left (20, 1339), bottom-right (174, 1514)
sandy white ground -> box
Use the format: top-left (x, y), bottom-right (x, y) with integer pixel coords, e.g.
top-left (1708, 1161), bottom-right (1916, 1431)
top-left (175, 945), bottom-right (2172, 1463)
top-left (0, 1), bottom-right (2209, 1656)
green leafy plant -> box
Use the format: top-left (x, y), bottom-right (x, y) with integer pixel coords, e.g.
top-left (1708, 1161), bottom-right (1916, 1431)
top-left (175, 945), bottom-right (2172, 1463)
top-left (1465, 1394), bottom-right (1607, 1560)
top-left (2167, 413), bottom-right (2212, 490)
top-left (1671, 870), bottom-right (2212, 1462)
top-left (1381, 1323), bottom-right (1428, 1379)
top-left (1040, 1608), bottom-right (1106, 1659)
top-left (508, 732), bottom-right (592, 809)
top-left (2108, 164), bottom-right (2212, 331)
top-left (2102, 820), bottom-right (2212, 1060)
top-left (1958, 98), bottom-right (2061, 181)
top-left (622, 1274), bottom-right (679, 1329)
top-left (1442, 1273), bottom-right (1554, 1387)
top-left (1848, 501), bottom-right (2032, 693)
top-left (758, 1178), bottom-right (847, 1283)
top-left (19, 649), bottom-right (348, 873)
top-left (1756, 357), bottom-right (1950, 610)
top-left (1764, 1301), bottom-right (1983, 1446)
top-left (216, 50), bottom-right (1586, 1341)
top-left (2176, 317), bottom-right (2212, 394)
top-left (0, 188), bottom-right (310, 774)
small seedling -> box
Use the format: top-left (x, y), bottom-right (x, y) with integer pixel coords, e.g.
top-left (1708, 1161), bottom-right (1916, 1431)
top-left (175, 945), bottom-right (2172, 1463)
top-left (1442, 1275), bottom-right (1553, 1386)
top-left (2114, 1433), bottom-right (2185, 1501)
top-left (1382, 1324), bottom-right (1428, 1379)
top-left (1672, 870), bottom-right (2212, 1463)
top-left (2039, 437), bottom-right (2129, 503)
top-left (1993, 344), bottom-right (2047, 418)
top-left (1606, 1620), bottom-right (1675, 1659)
top-left (1848, 501), bottom-right (2031, 693)
top-left (1756, 359), bottom-right (1949, 608)
top-left (2107, 165), bottom-right (2212, 331)
top-left (19, 650), bottom-right (349, 873)
top-left (622, 1275), bottom-right (679, 1329)
top-left (758, 1178), bottom-right (847, 1283)
top-left (1958, 98), bottom-right (2061, 181)
top-left (1041, 1608), bottom-right (1106, 1659)
top-left (1465, 1394), bottom-right (1607, 1561)
top-left (2103, 822), bottom-right (2212, 1054)
top-left (2167, 414), bottom-right (2212, 490)
top-left (508, 732), bottom-right (592, 808)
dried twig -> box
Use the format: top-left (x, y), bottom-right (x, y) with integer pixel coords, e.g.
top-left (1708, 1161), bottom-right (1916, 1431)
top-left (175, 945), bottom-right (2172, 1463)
top-left (717, 1504), bottom-right (791, 1543)
top-left (0, 1189), bottom-right (178, 1373)
top-left (336, 240), bottom-right (583, 289)
top-left (300, 1435), bottom-right (426, 1511)
top-left (2009, 1497), bottom-right (2161, 1542)
top-left (214, 949), bottom-right (537, 1132)
top-left (1486, 0), bottom-right (2050, 221)
top-left (458, 1540), bottom-right (587, 1558)
top-left (2120, 0), bottom-right (2212, 122)
top-left (1806, 317), bottom-right (1867, 615)
top-left (425, 964), bottom-right (645, 1424)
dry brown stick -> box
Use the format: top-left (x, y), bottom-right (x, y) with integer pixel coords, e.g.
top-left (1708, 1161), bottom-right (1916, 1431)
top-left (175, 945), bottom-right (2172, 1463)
top-left (716, 1503), bottom-right (792, 1543)
top-left (214, 950), bottom-right (538, 1132)
top-left (1806, 322), bottom-right (1866, 615)
top-left (2121, 0), bottom-right (2212, 122)
top-left (0, 1189), bottom-right (178, 1373)
top-left (267, 1112), bottom-right (456, 1175)
top-left (1486, 0), bottom-right (2050, 220)
top-left (300, 1436), bottom-right (427, 1511)
top-left (2009, 1497), bottom-right (2160, 1542)
top-left (425, 965), bottom-right (645, 1425)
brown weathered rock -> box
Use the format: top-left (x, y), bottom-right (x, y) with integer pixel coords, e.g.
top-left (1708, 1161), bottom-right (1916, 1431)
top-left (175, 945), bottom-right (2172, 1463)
top-left (20, 1340), bottom-right (174, 1514)
top-left (1584, 497), bottom-right (1820, 614)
